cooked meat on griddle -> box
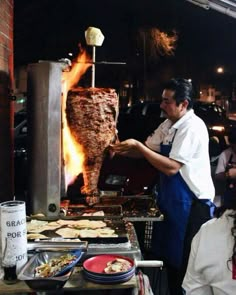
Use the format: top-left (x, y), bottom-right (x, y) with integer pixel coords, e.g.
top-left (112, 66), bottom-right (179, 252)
top-left (66, 87), bottom-right (119, 195)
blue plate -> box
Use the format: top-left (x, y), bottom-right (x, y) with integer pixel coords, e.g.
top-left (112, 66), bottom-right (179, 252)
top-left (54, 250), bottom-right (83, 277)
top-left (83, 267), bottom-right (135, 280)
top-left (83, 271), bottom-right (134, 284)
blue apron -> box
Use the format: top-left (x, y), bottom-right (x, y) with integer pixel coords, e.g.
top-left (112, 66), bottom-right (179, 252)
top-left (152, 136), bottom-right (214, 268)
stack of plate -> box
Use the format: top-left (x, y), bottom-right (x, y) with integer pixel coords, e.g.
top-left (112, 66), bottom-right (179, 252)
top-left (83, 254), bottom-right (135, 284)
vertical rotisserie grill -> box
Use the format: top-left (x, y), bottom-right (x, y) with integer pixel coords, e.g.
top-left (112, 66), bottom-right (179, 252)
top-left (27, 59), bottom-right (120, 215)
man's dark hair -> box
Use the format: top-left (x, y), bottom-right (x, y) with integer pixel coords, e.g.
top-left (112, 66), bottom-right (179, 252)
top-left (164, 78), bottom-right (193, 109)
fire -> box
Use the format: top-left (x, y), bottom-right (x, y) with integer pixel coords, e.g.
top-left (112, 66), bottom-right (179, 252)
top-left (62, 47), bottom-right (92, 187)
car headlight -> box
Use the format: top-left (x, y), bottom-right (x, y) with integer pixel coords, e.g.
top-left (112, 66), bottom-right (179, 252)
top-left (210, 126), bottom-right (225, 132)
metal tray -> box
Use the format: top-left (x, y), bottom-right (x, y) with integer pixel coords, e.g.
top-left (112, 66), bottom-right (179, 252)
top-left (64, 205), bottom-right (123, 218)
top-left (27, 240), bottom-right (88, 252)
top-left (18, 250), bottom-right (83, 290)
top-left (60, 195), bottom-right (161, 218)
top-left (98, 195), bottom-right (161, 218)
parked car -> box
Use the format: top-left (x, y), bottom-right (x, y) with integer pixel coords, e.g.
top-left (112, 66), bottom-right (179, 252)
top-left (14, 109), bottom-right (27, 138)
top-left (193, 101), bottom-right (229, 156)
top-left (117, 102), bottom-right (165, 142)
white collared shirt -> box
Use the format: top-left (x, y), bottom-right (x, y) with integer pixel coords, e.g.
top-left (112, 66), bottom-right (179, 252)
top-left (183, 210), bottom-right (236, 295)
top-left (145, 109), bottom-right (215, 200)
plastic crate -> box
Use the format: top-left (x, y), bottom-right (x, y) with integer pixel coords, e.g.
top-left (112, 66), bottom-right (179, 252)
top-left (144, 221), bottom-right (153, 250)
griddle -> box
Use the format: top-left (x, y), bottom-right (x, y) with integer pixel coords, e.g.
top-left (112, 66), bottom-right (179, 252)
top-left (61, 194), bottom-right (162, 220)
top-left (27, 218), bottom-right (129, 244)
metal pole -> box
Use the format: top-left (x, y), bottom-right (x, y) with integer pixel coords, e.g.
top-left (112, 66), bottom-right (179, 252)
top-left (92, 46), bottom-right (96, 88)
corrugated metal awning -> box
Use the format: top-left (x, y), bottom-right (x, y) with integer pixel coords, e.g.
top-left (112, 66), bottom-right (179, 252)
top-left (186, 0), bottom-right (236, 18)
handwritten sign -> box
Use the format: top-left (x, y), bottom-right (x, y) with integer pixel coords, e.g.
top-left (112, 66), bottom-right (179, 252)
top-left (0, 201), bottom-right (27, 274)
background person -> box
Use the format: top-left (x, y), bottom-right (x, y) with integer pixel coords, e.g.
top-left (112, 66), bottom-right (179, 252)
top-left (182, 201), bottom-right (236, 294)
top-left (110, 78), bottom-right (215, 295)
top-left (215, 127), bottom-right (236, 207)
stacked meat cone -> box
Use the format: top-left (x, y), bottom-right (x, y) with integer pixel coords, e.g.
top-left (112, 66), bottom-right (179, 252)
top-left (66, 87), bottom-right (119, 196)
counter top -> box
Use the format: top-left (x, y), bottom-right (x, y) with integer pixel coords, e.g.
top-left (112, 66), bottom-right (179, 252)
top-left (0, 267), bottom-right (137, 294)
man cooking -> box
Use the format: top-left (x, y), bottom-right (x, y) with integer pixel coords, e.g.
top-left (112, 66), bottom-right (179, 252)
top-left (109, 78), bottom-right (215, 294)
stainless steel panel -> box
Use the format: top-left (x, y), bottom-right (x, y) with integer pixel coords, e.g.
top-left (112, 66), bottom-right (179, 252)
top-left (27, 62), bottom-right (64, 217)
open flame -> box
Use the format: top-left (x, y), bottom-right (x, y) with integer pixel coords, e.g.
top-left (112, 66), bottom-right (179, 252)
top-left (62, 47), bottom-right (92, 188)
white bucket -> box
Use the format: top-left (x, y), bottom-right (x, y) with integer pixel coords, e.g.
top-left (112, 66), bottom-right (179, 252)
top-left (0, 201), bottom-right (27, 274)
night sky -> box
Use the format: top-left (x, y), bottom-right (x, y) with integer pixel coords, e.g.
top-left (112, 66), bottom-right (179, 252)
top-left (13, 0), bottom-right (236, 97)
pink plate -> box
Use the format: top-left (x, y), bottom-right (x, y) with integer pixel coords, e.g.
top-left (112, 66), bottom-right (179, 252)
top-left (83, 254), bottom-right (134, 275)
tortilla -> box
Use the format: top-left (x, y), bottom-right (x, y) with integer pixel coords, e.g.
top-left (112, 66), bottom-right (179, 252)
top-left (96, 228), bottom-right (118, 237)
top-left (69, 220), bottom-right (107, 230)
top-left (55, 227), bottom-right (80, 238)
top-left (96, 228), bottom-right (115, 235)
top-left (56, 219), bottom-right (83, 226)
top-left (79, 227), bottom-right (117, 238)
top-left (27, 220), bottom-right (48, 232)
top-left (79, 229), bottom-right (99, 238)
top-left (27, 224), bottom-right (62, 233)
top-left (89, 220), bottom-right (107, 229)
top-left (27, 233), bottom-right (48, 240)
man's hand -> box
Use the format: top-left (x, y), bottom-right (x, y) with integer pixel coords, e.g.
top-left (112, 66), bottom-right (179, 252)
top-left (227, 167), bottom-right (236, 179)
top-left (109, 138), bottom-right (182, 175)
top-left (109, 139), bottom-right (143, 158)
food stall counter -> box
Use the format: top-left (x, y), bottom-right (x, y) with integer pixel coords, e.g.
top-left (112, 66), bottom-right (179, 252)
top-left (0, 266), bottom-right (137, 294)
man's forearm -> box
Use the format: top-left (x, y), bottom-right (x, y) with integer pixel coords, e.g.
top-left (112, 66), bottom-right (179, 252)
top-left (136, 141), bottom-right (182, 176)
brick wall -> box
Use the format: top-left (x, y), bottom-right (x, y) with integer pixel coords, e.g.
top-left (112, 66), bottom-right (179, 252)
top-left (0, 0), bottom-right (14, 201)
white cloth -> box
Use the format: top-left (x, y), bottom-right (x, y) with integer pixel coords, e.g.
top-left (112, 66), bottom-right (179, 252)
top-left (215, 147), bottom-right (236, 174)
top-left (145, 109), bottom-right (215, 200)
top-left (132, 270), bottom-right (154, 295)
top-left (182, 210), bottom-right (236, 295)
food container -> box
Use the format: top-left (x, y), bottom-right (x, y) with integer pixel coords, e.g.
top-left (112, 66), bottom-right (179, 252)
top-left (0, 200), bottom-right (27, 274)
top-left (18, 250), bottom-right (83, 290)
